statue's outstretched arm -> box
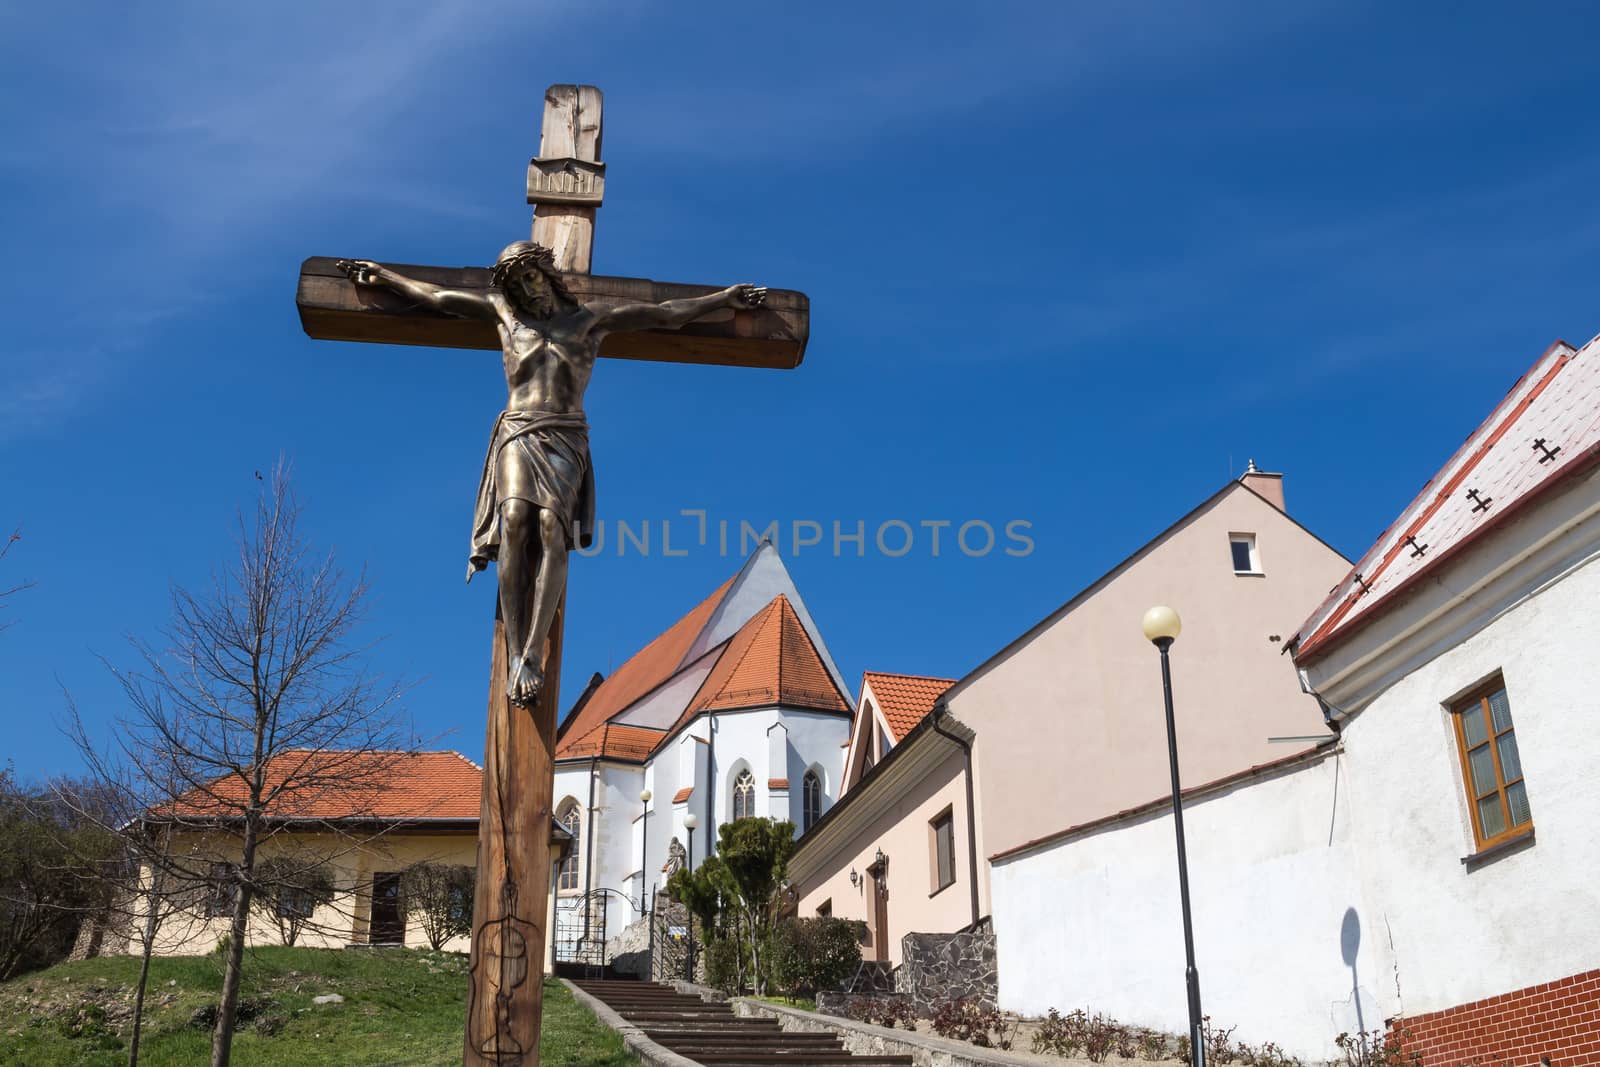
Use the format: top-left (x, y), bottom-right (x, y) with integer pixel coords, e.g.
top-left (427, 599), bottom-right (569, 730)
top-left (337, 260), bottom-right (496, 321)
top-left (593, 284), bottom-right (766, 333)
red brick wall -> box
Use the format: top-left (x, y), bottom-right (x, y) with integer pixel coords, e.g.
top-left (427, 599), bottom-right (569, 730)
top-left (1392, 968), bottom-right (1600, 1066)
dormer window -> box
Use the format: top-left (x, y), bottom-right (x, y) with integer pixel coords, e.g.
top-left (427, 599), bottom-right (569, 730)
top-left (1230, 533), bottom-right (1261, 575)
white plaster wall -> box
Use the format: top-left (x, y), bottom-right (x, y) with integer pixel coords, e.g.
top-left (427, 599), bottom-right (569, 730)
top-left (705, 707), bottom-right (850, 849)
top-left (990, 752), bottom-right (1379, 1060)
top-left (1337, 554), bottom-right (1600, 1020)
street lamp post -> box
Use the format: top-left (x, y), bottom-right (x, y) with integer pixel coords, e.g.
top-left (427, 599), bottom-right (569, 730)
top-left (639, 788), bottom-right (652, 915)
top-left (1142, 605), bottom-right (1205, 1065)
top-left (684, 812), bottom-right (699, 981)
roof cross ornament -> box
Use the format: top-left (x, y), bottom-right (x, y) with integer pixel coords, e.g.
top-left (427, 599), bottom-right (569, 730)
top-left (1403, 534), bottom-right (1429, 559)
top-left (1465, 488), bottom-right (1494, 514)
top-left (1532, 437), bottom-right (1562, 464)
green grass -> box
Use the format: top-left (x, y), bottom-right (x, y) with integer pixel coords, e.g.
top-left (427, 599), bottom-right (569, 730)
top-left (0, 946), bottom-right (637, 1066)
top-left (751, 993), bottom-right (817, 1012)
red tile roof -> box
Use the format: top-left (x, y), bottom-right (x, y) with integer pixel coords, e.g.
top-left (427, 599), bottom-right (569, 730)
top-left (559, 723), bottom-right (667, 762)
top-left (862, 671), bottom-right (957, 742)
top-left (685, 596), bottom-right (850, 716)
top-left (768, 778), bottom-right (789, 790)
top-left (672, 787), bottom-right (694, 804)
top-left (1295, 334), bottom-right (1600, 660)
top-left (162, 751), bottom-right (482, 823)
top-left (555, 571), bottom-right (737, 759)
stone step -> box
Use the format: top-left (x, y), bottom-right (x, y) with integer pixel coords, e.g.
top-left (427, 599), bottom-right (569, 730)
top-left (649, 1032), bottom-right (842, 1047)
top-left (575, 979), bottom-right (914, 1067)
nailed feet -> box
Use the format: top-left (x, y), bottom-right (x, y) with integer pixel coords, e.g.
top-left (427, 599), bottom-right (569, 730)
top-left (506, 654), bottom-right (544, 708)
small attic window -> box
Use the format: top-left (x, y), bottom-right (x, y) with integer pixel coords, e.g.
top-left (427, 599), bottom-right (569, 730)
top-left (1230, 533), bottom-right (1261, 575)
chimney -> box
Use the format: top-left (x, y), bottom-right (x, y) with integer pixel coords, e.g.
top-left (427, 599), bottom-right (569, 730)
top-left (1240, 458), bottom-right (1286, 512)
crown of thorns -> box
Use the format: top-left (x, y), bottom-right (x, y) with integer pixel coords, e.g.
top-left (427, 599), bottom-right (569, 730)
top-left (489, 241), bottom-right (576, 305)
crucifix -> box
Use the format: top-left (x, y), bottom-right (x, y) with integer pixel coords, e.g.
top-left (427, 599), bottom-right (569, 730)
top-left (295, 84), bottom-right (808, 1067)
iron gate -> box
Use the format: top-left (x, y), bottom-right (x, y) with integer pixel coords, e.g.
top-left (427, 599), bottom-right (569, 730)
top-left (648, 891), bottom-right (692, 981)
top-left (553, 892), bottom-right (607, 973)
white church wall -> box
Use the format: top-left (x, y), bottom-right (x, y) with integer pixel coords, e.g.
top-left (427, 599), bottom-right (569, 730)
top-left (783, 709), bottom-right (851, 829)
top-left (705, 707), bottom-right (850, 842)
top-left (1334, 553), bottom-right (1600, 1021)
top-left (990, 749), bottom-right (1379, 1060)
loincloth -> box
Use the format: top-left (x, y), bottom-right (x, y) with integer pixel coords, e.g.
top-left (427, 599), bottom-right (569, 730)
top-left (468, 410), bottom-right (596, 575)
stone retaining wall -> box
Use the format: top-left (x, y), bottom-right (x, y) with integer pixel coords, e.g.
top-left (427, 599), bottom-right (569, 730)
top-left (898, 918), bottom-right (997, 1014)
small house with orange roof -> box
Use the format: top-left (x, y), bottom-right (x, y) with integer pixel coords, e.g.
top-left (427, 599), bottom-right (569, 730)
top-left (547, 541), bottom-right (853, 966)
top-left (127, 749), bottom-right (528, 956)
top-left (787, 671), bottom-right (966, 975)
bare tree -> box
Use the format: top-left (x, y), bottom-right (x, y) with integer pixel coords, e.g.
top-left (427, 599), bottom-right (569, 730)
top-left (251, 853), bottom-right (336, 947)
top-left (64, 465), bottom-right (409, 1067)
top-left (0, 526), bottom-right (32, 635)
top-left (399, 861), bottom-right (475, 951)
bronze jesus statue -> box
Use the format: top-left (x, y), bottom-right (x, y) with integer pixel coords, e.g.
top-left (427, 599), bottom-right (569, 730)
top-left (339, 242), bottom-right (765, 707)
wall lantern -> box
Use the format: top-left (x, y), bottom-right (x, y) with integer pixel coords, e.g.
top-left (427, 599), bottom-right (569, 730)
top-left (849, 868), bottom-right (860, 888)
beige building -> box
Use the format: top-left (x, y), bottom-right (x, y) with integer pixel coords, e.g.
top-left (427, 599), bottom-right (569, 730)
top-left (790, 469), bottom-right (1350, 996)
top-left (130, 750), bottom-right (514, 956)
top-left (786, 672), bottom-right (967, 967)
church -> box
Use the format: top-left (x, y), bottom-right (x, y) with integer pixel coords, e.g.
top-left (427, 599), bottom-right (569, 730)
top-left (547, 540), bottom-right (854, 965)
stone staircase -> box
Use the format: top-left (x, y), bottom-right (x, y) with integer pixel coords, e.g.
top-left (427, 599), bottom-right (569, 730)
top-left (573, 980), bottom-right (915, 1066)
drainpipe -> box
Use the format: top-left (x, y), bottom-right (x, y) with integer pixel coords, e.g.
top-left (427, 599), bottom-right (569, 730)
top-left (931, 703), bottom-right (981, 929)
top-left (704, 715), bottom-right (717, 858)
top-left (584, 755), bottom-right (599, 942)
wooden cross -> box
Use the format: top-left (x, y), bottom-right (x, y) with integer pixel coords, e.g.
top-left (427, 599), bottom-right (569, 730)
top-left (296, 84), bottom-right (809, 1067)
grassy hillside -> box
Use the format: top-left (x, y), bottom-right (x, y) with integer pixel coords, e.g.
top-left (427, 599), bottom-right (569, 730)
top-left (0, 946), bottom-right (636, 1066)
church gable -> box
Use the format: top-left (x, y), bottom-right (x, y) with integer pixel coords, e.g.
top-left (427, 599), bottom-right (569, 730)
top-left (555, 545), bottom-right (850, 766)
top-left (686, 540), bottom-right (851, 701)
top-left (686, 596), bottom-right (851, 717)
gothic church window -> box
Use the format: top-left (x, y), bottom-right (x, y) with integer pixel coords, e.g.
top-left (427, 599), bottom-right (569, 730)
top-left (802, 770), bottom-right (822, 831)
top-left (557, 799), bottom-right (582, 891)
top-left (732, 770), bottom-right (756, 820)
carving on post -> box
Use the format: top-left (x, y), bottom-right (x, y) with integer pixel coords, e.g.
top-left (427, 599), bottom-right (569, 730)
top-left (527, 157), bottom-right (605, 206)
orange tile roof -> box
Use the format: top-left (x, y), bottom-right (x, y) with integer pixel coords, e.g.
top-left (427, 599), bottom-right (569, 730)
top-left (559, 723), bottom-right (667, 762)
top-left (672, 787), bottom-right (694, 803)
top-left (862, 671), bottom-right (957, 741)
top-left (768, 778), bottom-right (789, 790)
top-left (555, 571), bottom-right (738, 760)
top-left (686, 596), bottom-right (851, 716)
top-left (162, 751), bottom-right (482, 823)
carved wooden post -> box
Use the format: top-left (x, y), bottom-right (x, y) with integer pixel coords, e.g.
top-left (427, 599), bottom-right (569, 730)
top-left (463, 85), bottom-right (600, 1067)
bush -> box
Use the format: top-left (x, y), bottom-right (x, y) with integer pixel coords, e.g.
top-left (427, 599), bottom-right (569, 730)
top-left (703, 938), bottom-right (741, 994)
top-left (845, 995), bottom-right (917, 1030)
top-left (1031, 1008), bottom-right (1080, 1057)
top-left (1138, 1028), bottom-right (1171, 1060)
top-left (1334, 1029), bottom-right (1420, 1067)
top-left (930, 998), bottom-right (1013, 1049)
top-left (767, 917), bottom-right (863, 997)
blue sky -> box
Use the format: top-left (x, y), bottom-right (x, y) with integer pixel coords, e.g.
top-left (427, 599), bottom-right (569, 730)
top-left (3, 2), bottom-right (1598, 777)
